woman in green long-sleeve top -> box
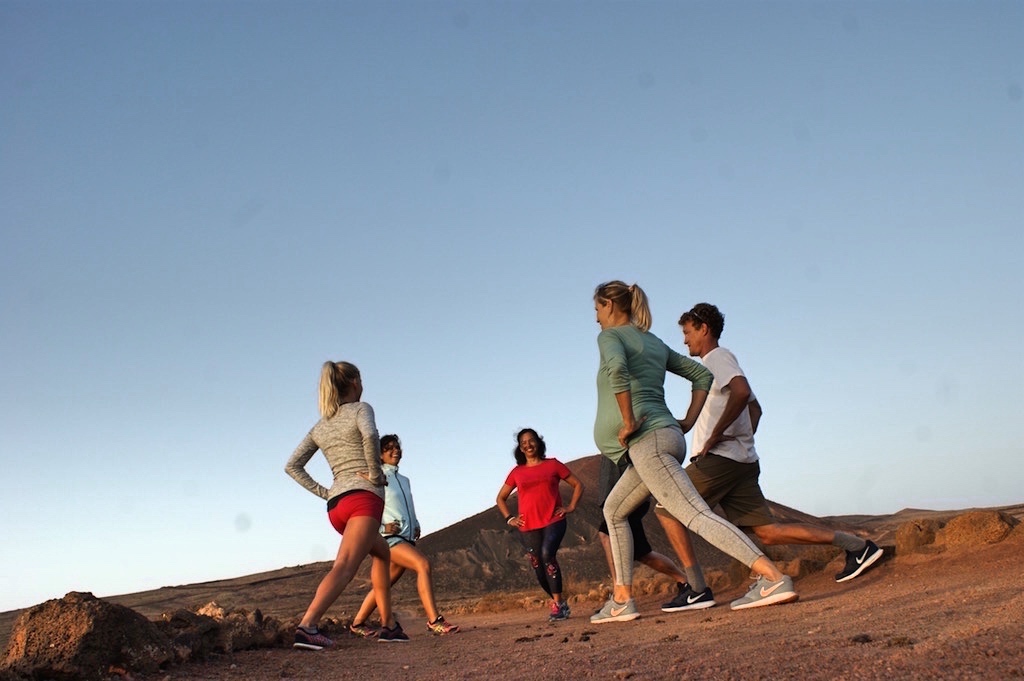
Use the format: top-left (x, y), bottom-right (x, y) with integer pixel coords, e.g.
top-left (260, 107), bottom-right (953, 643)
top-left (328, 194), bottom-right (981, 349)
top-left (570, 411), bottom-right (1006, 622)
top-left (589, 281), bottom-right (798, 624)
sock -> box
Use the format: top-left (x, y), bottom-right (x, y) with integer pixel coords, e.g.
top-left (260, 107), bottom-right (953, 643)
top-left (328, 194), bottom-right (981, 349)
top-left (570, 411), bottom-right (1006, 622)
top-left (685, 566), bottom-right (708, 593)
top-left (833, 532), bottom-right (867, 553)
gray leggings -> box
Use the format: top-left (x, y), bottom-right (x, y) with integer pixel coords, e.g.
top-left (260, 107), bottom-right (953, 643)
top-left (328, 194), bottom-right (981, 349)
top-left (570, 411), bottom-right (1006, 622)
top-left (603, 427), bottom-right (764, 586)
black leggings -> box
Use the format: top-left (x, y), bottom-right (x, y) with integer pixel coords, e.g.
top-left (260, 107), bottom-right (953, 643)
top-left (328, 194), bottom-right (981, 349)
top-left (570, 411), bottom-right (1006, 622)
top-left (517, 518), bottom-right (567, 598)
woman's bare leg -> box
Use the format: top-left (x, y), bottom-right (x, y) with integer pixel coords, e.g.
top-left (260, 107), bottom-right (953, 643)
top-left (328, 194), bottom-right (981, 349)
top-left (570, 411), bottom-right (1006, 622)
top-left (389, 542), bottom-right (440, 623)
top-left (367, 533), bottom-right (397, 628)
top-left (353, 559), bottom-right (406, 625)
top-left (300, 515), bottom-right (384, 628)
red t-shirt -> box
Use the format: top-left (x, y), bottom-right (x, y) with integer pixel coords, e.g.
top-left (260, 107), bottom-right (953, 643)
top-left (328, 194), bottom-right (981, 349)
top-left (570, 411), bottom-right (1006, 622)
top-left (504, 458), bottom-right (572, 531)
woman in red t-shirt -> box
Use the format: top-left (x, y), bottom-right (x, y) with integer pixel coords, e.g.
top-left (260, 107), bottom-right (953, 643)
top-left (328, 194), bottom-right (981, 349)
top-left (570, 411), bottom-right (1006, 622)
top-left (496, 428), bottom-right (584, 622)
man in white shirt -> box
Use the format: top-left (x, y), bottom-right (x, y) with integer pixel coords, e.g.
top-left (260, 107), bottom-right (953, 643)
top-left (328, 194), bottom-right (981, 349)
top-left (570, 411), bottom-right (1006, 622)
top-left (656, 303), bottom-right (883, 612)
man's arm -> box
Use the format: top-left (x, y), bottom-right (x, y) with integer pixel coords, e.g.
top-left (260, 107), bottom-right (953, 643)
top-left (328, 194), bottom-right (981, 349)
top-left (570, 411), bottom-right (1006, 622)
top-left (697, 375), bottom-right (752, 456)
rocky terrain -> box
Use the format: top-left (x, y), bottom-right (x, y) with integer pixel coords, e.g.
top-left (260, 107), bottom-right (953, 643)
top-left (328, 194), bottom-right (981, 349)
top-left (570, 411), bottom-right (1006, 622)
top-left (2, 455), bottom-right (1021, 680)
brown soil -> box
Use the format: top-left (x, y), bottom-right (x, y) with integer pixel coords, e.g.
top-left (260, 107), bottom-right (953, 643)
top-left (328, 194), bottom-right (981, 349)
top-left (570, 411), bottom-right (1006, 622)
top-left (133, 522), bottom-right (1024, 680)
top-left (3, 456), bottom-right (1021, 680)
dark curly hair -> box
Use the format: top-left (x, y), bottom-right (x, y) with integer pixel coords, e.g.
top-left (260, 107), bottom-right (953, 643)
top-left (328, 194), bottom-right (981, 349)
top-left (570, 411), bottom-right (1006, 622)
top-left (513, 428), bottom-right (547, 465)
top-left (380, 434), bottom-right (401, 451)
top-left (679, 302), bottom-right (725, 340)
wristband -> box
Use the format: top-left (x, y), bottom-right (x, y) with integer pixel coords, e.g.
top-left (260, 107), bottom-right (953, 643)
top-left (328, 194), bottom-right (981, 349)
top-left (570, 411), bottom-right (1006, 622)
top-left (505, 514), bottom-right (515, 523)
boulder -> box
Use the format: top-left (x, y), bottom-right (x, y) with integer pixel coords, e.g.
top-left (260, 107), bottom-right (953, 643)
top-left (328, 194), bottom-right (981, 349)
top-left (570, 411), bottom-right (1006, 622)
top-left (939, 510), bottom-right (1016, 547)
top-left (1, 592), bottom-right (175, 681)
top-left (895, 518), bottom-right (941, 555)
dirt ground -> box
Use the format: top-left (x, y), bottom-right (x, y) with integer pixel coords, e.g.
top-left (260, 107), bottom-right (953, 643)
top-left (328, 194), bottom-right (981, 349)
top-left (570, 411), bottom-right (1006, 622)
top-left (132, 528), bottom-right (1024, 681)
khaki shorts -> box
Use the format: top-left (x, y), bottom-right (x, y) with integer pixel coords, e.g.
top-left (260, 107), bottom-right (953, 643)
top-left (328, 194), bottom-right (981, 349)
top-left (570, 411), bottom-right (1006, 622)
top-left (654, 453), bottom-right (774, 528)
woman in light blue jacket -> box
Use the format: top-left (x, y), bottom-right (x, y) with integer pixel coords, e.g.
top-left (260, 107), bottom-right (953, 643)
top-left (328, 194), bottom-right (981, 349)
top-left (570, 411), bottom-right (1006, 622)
top-left (350, 435), bottom-right (460, 636)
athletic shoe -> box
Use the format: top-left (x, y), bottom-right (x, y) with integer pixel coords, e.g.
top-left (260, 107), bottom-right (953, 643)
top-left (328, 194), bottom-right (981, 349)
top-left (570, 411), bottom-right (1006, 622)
top-left (730, 575), bottom-right (799, 611)
top-left (426, 615), bottom-right (460, 635)
top-left (293, 627), bottom-right (334, 651)
top-left (378, 621), bottom-right (410, 642)
top-left (590, 598), bottom-right (641, 624)
top-left (349, 622), bottom-right (379, 638)
top-left (661, 582), bottom-right (716, 612)
top-left (835, 540), bottom-right (884, 583)
top-left (548, 601), bottom-right (571, 622)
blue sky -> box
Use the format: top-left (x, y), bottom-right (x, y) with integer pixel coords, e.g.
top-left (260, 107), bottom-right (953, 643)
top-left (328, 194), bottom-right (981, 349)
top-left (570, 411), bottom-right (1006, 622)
top-left (1, 1), bottom-right (1021, 613)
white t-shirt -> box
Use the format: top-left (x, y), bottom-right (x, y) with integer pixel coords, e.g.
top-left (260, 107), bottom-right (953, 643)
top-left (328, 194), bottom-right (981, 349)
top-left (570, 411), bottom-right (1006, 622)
top-left (692, 346), bottom-right (759, 464)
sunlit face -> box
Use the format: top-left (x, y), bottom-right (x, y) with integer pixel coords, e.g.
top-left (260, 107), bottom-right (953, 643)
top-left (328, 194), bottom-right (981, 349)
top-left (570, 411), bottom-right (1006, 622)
top-left (381, 441), bottom-right (402, 466)
top-left (681, 320), bottom-right (705, 357)
top-left (519, 433), bottom-right (540, 458)
top-left (594, 298), bottom-right (615, 329)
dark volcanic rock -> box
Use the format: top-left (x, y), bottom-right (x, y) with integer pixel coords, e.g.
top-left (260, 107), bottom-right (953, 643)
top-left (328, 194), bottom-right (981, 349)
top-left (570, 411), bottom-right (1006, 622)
top-left (1, 591), bottom-right (175, 681)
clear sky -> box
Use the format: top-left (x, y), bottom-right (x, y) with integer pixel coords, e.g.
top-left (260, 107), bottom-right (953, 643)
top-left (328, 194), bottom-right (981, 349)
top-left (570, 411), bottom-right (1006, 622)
top-left (1, 1), bottom-right (1021, 613)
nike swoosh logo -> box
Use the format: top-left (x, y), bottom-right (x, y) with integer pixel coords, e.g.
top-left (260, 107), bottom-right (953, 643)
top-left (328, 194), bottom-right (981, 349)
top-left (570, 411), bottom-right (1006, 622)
top-left (759, 582), bottom-right (784, 598)
top-left (855, 547), bottom-right (871, 564)
top-left (610, 604), bottom-right (629, 617)
top-left (686, 594), bottom-right (704, 604)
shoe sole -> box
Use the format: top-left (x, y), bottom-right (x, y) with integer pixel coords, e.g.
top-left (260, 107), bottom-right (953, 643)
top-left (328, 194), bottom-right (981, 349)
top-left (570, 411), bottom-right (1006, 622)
top-left (835, 546), bottom-right (884, 583)
top-left (661, 600), bottom-right (717, 613)
top-left (590, 612), bottom-right (641, 624)
top-left (428, 628), bottom-right (460, 634)
top-left (378, 637), bottom-right (410, 643)
top-left (293, 642), bottom-right (325, 651)
top-left (730, 591), bottom-right (799, 611)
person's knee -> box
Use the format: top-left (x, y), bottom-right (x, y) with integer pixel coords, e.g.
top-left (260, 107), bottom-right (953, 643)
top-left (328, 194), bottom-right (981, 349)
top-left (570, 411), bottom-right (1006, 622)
top-left (751, 523), bottom-right (781, 544)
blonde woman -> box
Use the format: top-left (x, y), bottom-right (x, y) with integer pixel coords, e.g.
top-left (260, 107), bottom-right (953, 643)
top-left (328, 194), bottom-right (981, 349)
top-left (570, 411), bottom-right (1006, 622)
top-left (590, 281), bottom-right (797, 624)
top-left (285, 361), bottom-right (408, 648)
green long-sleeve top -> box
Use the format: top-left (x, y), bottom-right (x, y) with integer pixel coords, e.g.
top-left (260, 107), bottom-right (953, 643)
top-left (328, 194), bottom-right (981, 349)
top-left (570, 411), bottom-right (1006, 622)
top-left (593, 325), bottom-right (714, 464)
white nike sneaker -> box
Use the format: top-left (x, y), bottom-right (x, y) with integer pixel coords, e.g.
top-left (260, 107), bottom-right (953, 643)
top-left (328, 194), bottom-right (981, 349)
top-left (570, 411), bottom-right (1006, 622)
top-left (729, 575), bottom-right (799, 610)
top-left (590, 597), bottom-right (641, 623)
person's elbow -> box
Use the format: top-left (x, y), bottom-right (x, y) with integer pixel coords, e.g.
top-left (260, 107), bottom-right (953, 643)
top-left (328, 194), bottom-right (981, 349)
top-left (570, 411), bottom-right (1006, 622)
top-left (730, 378), bottom-right (752, 403)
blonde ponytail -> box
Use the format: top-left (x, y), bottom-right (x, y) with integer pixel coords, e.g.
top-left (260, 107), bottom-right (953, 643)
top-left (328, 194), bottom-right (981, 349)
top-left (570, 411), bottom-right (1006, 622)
top-left (628, 283), bottom-right (652, 332)
top-left (318, 361), bottom-right (361, 419)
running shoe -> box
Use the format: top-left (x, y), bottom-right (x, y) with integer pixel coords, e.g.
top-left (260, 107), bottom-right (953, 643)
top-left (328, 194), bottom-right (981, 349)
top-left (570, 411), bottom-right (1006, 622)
top-left (293, 627), bottom-right (334, 651)
top-left (835, 540), bottom-right (884, 582)
top-left (426, 615), bottom-right (460, 635)
top-left (548, 601), bottom-right (571, 622)
top-left (590, 597), bottom-right (640, 624)
top-left (379, 621), bottom-right (410, 643)
top-left (349, 621), bottom-right (379, 638)
top-left (661, 582), bottom-right (716, 612)
top-left (729, 575), bottom-right (798, 610)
